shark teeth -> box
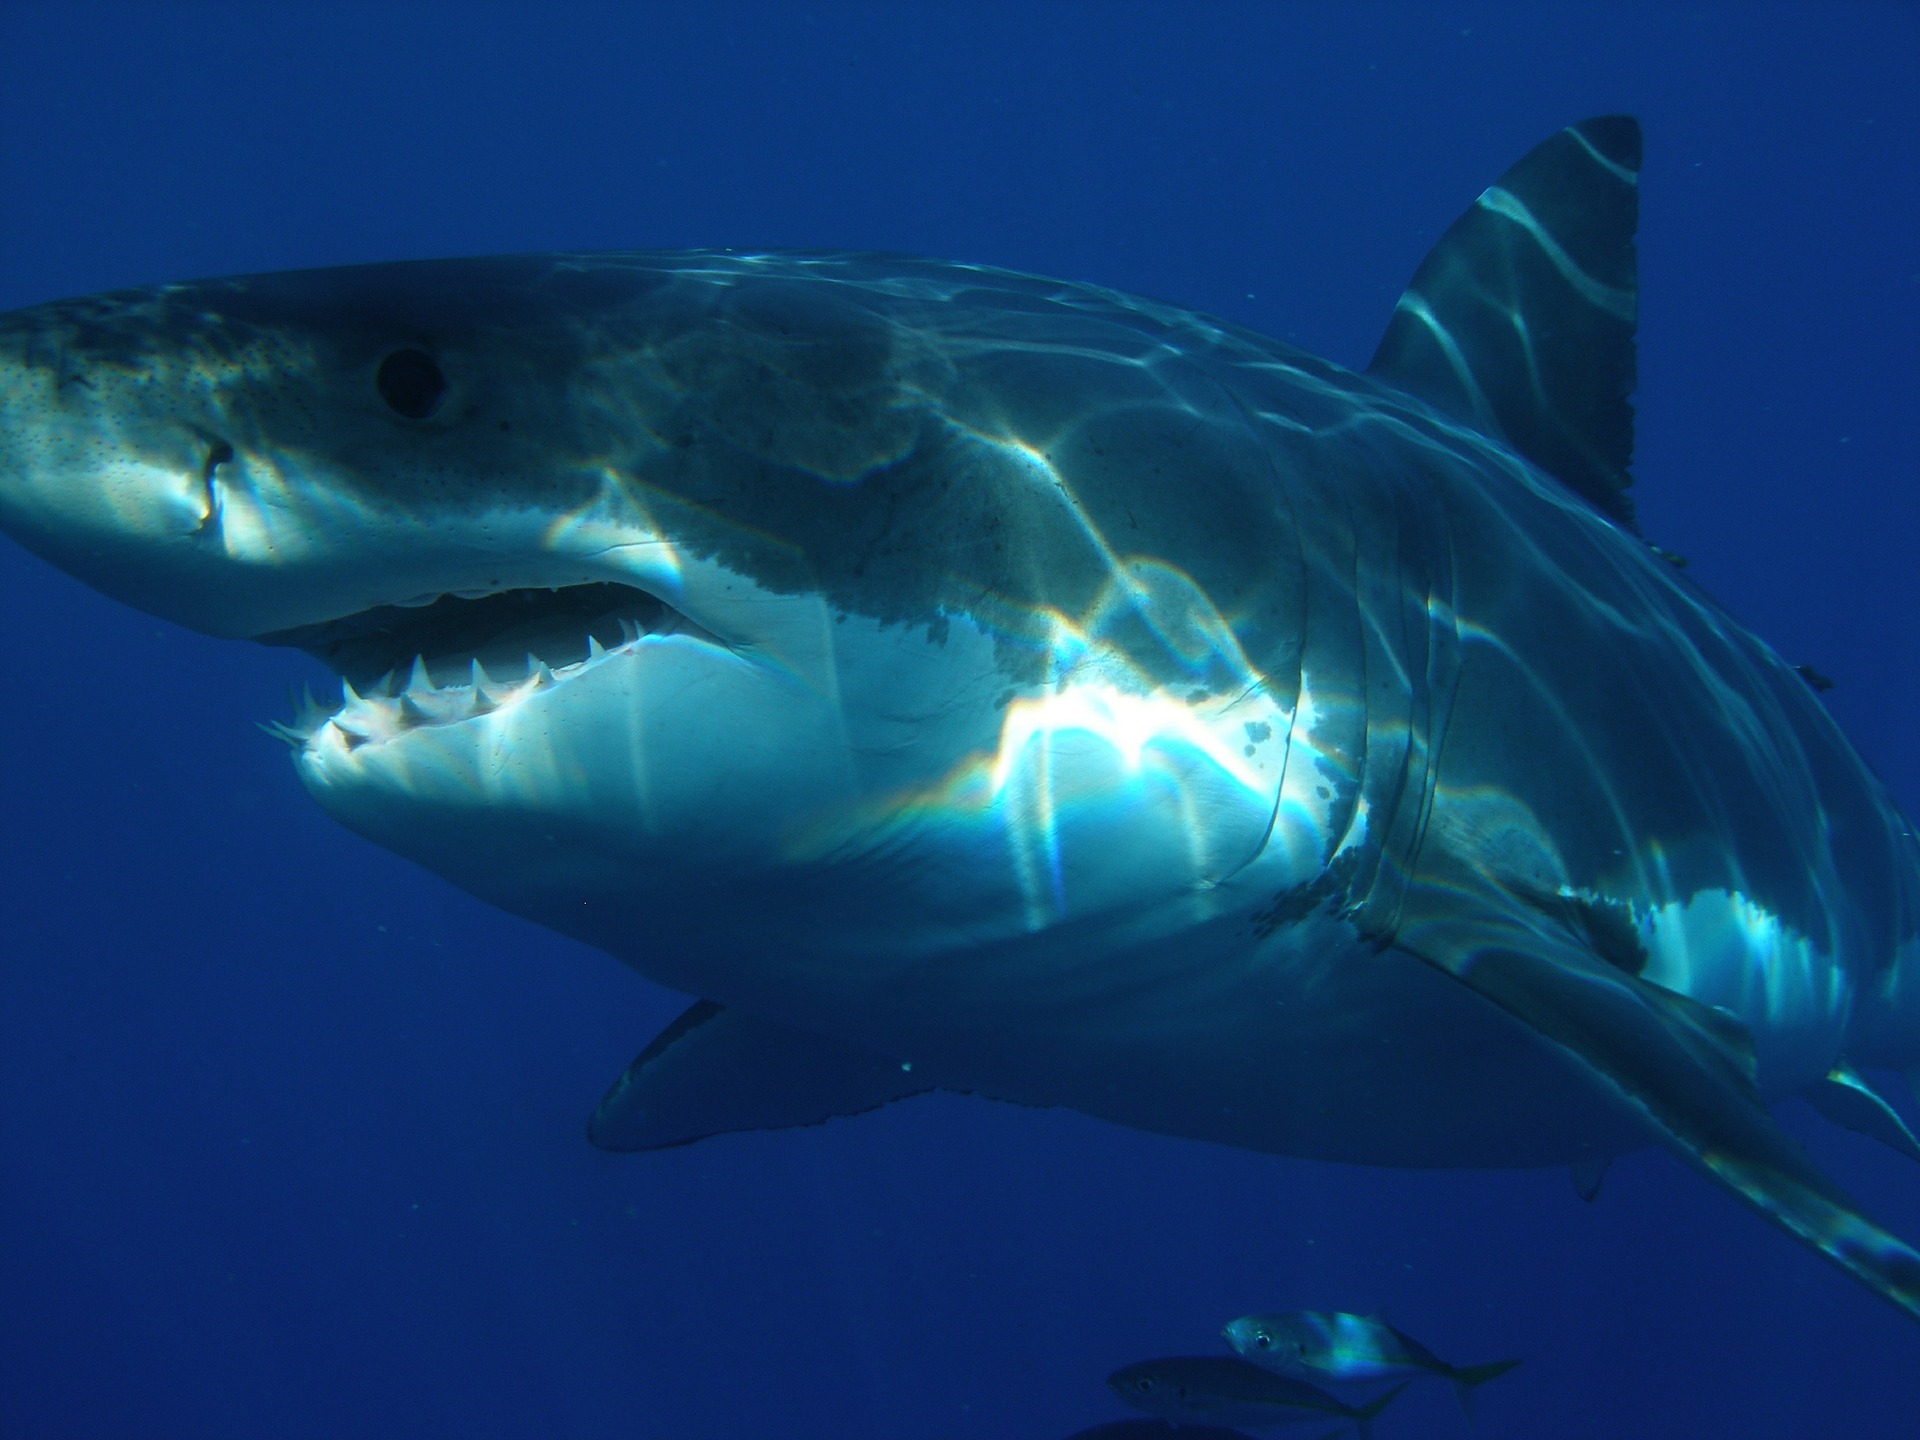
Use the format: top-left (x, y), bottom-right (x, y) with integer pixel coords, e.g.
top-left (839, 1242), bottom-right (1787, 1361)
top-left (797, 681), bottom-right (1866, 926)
top-left (279, 627), bottom-right (659, 754)
top-left (270, 591), bottom-right (731, 755)
top-left (258, 719), bottom-right (308, 748)
top-left (469, 658), bottom-right (498, 716)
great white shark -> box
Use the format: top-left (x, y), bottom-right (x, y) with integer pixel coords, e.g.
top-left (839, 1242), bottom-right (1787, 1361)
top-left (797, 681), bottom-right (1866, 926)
top-left (2, 117), bottom-right (1918, 1323)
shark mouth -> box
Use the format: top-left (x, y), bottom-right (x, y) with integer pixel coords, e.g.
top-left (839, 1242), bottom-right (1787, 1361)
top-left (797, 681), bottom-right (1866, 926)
top-left (258, 581), bottom-right (723, 747)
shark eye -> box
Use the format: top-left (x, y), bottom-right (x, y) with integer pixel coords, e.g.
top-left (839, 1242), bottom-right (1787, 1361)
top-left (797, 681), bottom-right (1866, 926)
top-left (376, 347), bottom-right (447, 419)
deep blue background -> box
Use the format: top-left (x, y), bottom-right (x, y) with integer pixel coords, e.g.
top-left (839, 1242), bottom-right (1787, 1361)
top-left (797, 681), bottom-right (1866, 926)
top-left (2, 4), bottom-right (1916, 1436)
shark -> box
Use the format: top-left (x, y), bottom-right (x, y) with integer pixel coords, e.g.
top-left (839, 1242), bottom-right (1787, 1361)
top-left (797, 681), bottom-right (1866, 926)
top-left (2, 116), bottom-right (1918, 1323)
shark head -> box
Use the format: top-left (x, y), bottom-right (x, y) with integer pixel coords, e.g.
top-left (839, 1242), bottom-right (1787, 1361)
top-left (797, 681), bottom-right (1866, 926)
top-left (0, 253), bottom-right (1314, 1007)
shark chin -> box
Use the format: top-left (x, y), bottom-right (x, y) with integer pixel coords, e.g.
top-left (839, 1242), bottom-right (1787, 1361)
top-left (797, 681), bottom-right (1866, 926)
top-left (4, 116), bottom-right (1920, 1326)
top-left (272, 561), bottom-right (861, 957)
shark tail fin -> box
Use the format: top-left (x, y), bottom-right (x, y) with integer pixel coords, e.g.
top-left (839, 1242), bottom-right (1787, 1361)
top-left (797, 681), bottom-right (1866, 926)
top-left (1448, 1357), bottom-right (1522, 1421)
top-left (1351, 1380), bottom-right (1410, 1440)
top-left (1367, 115), bottom-right (1641, 529)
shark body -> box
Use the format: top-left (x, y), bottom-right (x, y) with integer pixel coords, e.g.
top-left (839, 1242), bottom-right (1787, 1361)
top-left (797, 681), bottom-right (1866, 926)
top-left (3, 118), bottom-right (1918, 1320)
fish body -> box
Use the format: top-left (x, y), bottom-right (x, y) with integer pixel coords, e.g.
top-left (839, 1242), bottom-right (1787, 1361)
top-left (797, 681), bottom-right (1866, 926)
top-left (2, 117), bottom-right (1919, 1323)
top-left (1224, 1311), bottom-right (1519, 1414)
top-left (1062, 1422), bottom-right (1260, 1440)
top-left (1108, 1357), bottom-right (1404, 1436)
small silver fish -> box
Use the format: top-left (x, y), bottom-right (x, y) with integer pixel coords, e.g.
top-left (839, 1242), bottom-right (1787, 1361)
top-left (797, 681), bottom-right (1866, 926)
top-left (1061, 1421), bottom-right (1260, 1440)
top-left (1107, 1356), bottom-right (1405, 1438)
top-left (1223, 1311), bottom-right (1519, 1417)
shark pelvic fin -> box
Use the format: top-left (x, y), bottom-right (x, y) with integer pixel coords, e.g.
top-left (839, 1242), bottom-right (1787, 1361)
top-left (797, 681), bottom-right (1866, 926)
top-left (1805, 1063), bottom-right (1920, 1164)
top-left (587, 1001), bottom-right (935, 1152)
top-left (1398, 871), bottom-right (1920, 1325)
top-left (1368, 116), bottom-right (1641, 529)
top-left (1569, 1155), bottom-right (1611, 1202)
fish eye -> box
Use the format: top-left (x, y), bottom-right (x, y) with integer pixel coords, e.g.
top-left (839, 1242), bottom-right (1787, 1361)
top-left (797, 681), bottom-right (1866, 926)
top-left (375, 347), bottom-right (447, 419)
top-left (1253, 1333), bottom-right (1272, 1349)
top-left (1134, 1378), bottom-right (1154, 1392)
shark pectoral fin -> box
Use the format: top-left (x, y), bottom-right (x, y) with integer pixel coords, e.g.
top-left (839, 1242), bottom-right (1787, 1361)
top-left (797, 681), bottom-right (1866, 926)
top-left (1638, 985), bottom-right (1760, 1083)
top-left (1399, 899), bottom-right (1920, 1323)
top-left (1569, 1156), bottom-right (1611, 1202)
top-left (1806, 1064), bottom-right (1920, 1164)
top-left (587, 1001), bottom-right (935, 1152)
top-left (1367, 115), bottom-right (1641, 529)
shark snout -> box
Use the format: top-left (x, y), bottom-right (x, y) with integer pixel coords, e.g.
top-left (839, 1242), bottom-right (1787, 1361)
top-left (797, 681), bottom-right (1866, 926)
top-left (0, 327), bottom-right (241, 615)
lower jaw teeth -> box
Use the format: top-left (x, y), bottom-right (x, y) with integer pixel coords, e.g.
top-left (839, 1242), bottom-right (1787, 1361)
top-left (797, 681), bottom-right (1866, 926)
top-left (269, 632), bottom-right (640, 750)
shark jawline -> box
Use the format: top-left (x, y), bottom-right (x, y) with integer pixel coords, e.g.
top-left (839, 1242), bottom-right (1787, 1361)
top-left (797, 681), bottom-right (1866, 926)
top-left (258, 580), bottom-right (715, 693)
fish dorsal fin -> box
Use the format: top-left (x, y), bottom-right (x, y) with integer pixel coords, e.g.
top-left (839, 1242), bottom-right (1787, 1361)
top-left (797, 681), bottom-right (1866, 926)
top-left (1368, 116), bottom-right (1642, 529)
top-left (587, 1001), bottom-right (935, 1152)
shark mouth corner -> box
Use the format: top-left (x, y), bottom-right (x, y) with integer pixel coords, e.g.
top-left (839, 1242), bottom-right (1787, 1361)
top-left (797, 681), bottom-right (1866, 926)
top-left (259, 581), bottom-right (724, 750)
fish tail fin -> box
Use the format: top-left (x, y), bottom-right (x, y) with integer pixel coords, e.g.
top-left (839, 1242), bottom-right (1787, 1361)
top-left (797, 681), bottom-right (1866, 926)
top-left (1352, 1379), bottom-right (1411, 1440)
top-left (1449, 1358), bottom-right (1522, 1420)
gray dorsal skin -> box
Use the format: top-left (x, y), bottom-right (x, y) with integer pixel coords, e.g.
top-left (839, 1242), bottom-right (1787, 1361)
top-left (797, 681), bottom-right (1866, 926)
top-left (1368, 115), bottom-right (1640, 528)
top-left (1804, 1064), bottom-right (1920, 1165)
top-left (589, 1002), bottom-right (934, 1151)
top-left (3, 118), bottom-right (1920, 1331)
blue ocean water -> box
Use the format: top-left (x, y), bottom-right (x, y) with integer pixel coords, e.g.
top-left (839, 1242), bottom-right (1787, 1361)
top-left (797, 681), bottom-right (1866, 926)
top-left (0, 3), bottom-right (1915, 1436)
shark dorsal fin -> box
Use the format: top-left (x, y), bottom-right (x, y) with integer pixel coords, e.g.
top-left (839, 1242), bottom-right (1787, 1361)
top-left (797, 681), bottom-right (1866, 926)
top-left (1368, 116), bottom-right (1642, 529)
